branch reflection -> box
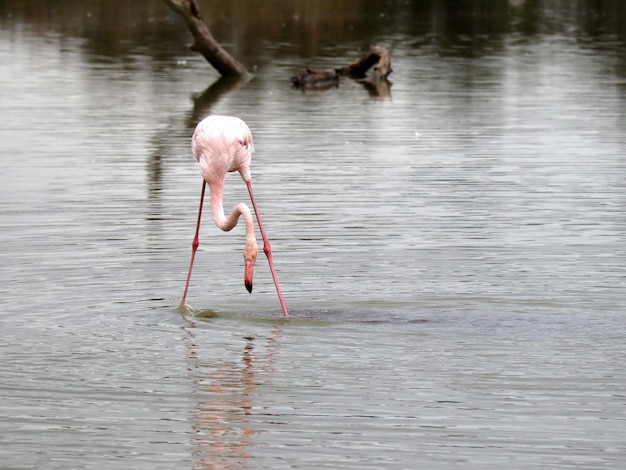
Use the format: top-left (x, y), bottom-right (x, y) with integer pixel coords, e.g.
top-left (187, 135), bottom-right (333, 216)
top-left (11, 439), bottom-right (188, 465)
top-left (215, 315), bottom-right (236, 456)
top-left (356, 78), bottom-right (392, 100)
top-left (292, 76), bottom-right (392, 100)
top-left (187, 75), bottom-right (252, 130)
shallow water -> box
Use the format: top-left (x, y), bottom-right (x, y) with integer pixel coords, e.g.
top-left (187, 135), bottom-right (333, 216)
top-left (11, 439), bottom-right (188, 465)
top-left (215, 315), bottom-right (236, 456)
top-left (1, 1), bottom-right (626, 468)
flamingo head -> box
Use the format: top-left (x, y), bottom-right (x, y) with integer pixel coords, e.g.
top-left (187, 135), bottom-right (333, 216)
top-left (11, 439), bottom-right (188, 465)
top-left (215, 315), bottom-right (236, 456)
top-left (243, 233), bottom-right (258, 293)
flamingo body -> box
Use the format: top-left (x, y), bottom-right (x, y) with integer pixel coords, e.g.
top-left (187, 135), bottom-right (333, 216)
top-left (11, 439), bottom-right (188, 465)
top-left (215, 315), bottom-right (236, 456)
top-left (179, 115), bottom-right (289, 316)
top-left (192, 115), bottom-right (253, 184)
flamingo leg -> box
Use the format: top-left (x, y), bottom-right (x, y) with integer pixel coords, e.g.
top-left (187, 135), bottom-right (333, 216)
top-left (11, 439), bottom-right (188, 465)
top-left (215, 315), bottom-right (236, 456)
top-left (245, 180), bottom-right (289, 317)
top-left (179, 179), bottom-right (207, 310)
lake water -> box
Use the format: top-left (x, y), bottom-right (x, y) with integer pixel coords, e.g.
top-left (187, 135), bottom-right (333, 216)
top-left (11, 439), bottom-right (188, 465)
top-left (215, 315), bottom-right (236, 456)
top-left (1, 1), bottom-right (625, 468)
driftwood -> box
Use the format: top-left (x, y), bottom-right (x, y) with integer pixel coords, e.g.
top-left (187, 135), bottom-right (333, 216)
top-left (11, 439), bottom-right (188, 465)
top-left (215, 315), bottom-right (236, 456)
top-left (290, 69), bottom-right (339, 88)
top-left (337, 45), bottom-right (393, 79)
top-left (165, 0), bottom-right (248, 77)
top-left (291, 46), bottom-right (392, 88)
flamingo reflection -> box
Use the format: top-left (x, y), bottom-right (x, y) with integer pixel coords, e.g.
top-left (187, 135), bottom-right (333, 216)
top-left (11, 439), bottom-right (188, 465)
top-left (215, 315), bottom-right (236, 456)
top-left (181, 318), bottom-right (282, 469)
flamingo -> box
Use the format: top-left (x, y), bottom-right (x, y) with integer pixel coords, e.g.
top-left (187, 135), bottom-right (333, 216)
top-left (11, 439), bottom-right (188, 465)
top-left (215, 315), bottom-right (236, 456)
top-left (179, 115), bottom-right (289, 316)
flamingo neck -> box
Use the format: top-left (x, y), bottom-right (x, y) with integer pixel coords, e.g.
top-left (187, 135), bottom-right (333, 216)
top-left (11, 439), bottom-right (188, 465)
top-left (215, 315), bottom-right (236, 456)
top-left (209, 181), bottom-right (255, 236)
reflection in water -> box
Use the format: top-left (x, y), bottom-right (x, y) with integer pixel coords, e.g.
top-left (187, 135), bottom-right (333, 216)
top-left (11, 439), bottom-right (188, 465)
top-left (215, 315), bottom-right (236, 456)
top-left (293, 75), bottom-right (392, 100)
top-left (181, 317), bottom-right (281, 469)
top-left (357, 78), bottom-right (392, 100)
top-left (188, 76), bottom-right (252, 128)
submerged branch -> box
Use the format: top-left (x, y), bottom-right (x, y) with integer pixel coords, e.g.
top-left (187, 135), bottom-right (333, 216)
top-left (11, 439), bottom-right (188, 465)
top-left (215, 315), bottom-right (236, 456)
top-left (291, 45), bottom-right (393, 90)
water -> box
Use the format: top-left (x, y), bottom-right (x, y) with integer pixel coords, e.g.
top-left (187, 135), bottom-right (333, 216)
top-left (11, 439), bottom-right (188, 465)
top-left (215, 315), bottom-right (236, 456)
top-left (1, 1), bottom-right (625, 468)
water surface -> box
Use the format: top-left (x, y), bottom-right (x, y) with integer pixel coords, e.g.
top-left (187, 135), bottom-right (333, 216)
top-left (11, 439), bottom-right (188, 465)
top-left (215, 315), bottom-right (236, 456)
top-left (1, 1), bottom-right (625, 468)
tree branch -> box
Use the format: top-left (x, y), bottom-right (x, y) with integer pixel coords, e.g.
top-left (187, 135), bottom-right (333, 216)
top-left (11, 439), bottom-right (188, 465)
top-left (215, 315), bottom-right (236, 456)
top-left (337, 45), bottom-right (393, 79)
top-left (165, 0), bottom-right (248, 77)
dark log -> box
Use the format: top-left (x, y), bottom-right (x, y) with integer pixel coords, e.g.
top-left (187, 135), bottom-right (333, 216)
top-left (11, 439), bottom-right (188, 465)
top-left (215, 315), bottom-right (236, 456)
top-left (165, 0), bottom-right (248, 77)
top-left (290, 69), bottom-right (339, 87)
top-left (337, 45), bottom-right (393, 79)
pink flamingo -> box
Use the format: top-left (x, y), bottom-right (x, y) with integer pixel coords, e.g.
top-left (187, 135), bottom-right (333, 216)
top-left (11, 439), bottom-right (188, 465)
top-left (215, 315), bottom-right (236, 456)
top-left (179, 115), bottom-right (289, 316)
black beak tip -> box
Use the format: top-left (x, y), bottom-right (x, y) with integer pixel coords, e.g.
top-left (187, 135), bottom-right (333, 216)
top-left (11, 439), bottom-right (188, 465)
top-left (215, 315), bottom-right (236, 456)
top-left (245, 282), bottom-right (253, 293)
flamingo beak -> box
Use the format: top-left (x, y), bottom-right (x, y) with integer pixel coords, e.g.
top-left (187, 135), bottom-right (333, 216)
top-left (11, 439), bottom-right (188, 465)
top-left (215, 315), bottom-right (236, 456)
top-left (244, 258), bottom-right (254, 293)
top-left (243, 234), bottom-right (258, 294)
